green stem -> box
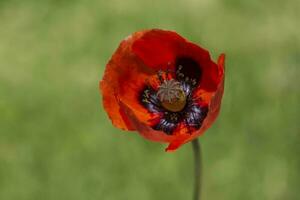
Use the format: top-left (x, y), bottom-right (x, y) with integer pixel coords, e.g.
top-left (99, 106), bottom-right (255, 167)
top-left (192, 139), bottom-right (202, 200)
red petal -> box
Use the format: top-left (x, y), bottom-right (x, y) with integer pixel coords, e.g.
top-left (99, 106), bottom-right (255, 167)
top-left (100, 31), bottom-right (156, 130)
top-left (100, 80), bottom-right (134, 130)
top-left (166, 54), bottom-right (225, 151)
top-left (133, 29), bottom-right (220, 93)
top-left (186, 54), bottom-right (225, 143)
top-left (100, 30), bottom-right (180, 133)
top-left (119, 101), bottom-right (175, 143)
top-left (132, 29), bottom-right (186, 70)
top-left (165, 133), bottom-right (190, 152)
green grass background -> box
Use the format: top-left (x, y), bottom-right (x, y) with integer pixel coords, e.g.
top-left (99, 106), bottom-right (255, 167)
top-left (0, 0), bottom-right (299, 199)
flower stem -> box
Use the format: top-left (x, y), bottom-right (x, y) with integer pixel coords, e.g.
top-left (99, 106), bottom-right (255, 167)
top-left (192, 139), bottom-right (202, 200)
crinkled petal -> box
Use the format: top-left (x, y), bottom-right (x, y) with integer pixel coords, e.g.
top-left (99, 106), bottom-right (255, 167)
top-left (132, 29), bottom-right (219, 92)
top-left (132, 29), bottom-right (185, 70)
top-left (166, 54), bottom-right (225, 151)
top-left (119, 101), bottom-right (175, 143)
top-left (100, 31), bottom-right (160, 130)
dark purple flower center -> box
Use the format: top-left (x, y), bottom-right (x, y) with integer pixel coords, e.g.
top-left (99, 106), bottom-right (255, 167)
top-left (140, 57), bottom-right (208, 135)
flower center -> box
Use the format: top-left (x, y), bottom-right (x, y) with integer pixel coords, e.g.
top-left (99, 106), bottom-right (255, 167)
top-left (157, 79), bottom-right (187, 112)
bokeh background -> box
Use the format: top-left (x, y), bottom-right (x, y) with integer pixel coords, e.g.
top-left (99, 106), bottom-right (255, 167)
top-left (0, 0), bottom-right (299, 199)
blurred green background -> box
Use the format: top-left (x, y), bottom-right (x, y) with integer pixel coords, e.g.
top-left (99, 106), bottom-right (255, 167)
top-left (0, 0), bottom-right (299, 199)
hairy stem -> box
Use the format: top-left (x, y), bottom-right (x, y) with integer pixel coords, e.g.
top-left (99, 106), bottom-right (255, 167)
top-left (192, 139), bottom-right (202, 200)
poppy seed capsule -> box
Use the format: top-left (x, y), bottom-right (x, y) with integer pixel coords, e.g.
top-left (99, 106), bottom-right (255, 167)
top-left (157, 79), bottom-right (187, 112)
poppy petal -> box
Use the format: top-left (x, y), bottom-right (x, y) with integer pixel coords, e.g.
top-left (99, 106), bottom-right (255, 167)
top-left (180, 42), bottom-right (219, 92)
top-left (132, 29), bottom-right (219, 93)
top-left (166, 54), bottom-right (225, 151)
top-left (100, 80), bottom-right (134, 130)
top-left (119, 101), bottom-right (175, 143)
top-left (100, 31), bottom-right (157, 130)
top-left (165, 133), bottom-right (191, 152)
top-left (132, 29), bottom-right (186, 70)
top-left (185, 54), bottom-right (225, 143)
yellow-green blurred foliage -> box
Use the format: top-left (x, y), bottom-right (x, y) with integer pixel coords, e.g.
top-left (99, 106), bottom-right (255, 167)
top-left (0, 0), bottom-right (299, 199)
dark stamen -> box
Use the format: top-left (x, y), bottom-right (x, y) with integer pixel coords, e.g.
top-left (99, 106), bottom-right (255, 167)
top-left (139, 65), bottom-right (207, 135)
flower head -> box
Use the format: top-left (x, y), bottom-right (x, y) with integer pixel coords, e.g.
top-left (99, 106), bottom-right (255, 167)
top-left (100, 29), bottom-right (225, 151)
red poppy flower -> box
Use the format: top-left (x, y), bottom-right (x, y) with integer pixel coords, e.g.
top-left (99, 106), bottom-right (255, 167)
top-left (100, 29), bottom-right (225, 151)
